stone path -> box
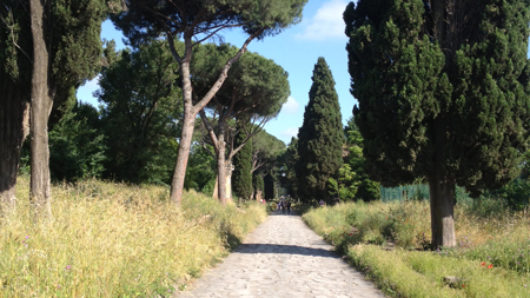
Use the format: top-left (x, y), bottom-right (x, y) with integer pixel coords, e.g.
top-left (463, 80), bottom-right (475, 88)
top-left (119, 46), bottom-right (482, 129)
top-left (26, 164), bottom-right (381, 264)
top-left (177, 214), bottom-right (385, 298)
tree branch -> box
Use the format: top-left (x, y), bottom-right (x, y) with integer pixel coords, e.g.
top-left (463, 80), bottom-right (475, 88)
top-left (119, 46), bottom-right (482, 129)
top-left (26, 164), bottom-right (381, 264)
top-left (192, 24), bottom-right (241, 46)
top-left (192, 29), bottom-right (263, 114)
top-left (228, 116), bottom-right (268, 160)
top-left (199, 109), bottom-right (220, 151)
top-left (166, 31), bottom-right (181, 63)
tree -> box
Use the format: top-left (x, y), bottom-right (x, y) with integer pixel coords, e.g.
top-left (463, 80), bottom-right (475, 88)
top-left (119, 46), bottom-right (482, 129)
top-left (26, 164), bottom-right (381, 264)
top-left (232, 120), bottom-right (254, 203)
top-left (1, 1), bottom-right (32, 212)
top-left (344, 0), bottom-right (530, 248)
top-left (49, 103), bottom-right (106, 182)
top-left (342, 117), bottom-right (380, 202)
top-left (296, 57), bottom-right (344, 204)
top-left (196, 45), bottom-right (289, 203)
top-left (97, 42), bottom-right (181, 184)
top-left (252, 130), bottom-right (287, 175)
top-left (113, 0), bottom-right (307, 204)
top-left (278, 137), bottom-right (299, 199)
top-left (1, 0), bottom-right (114, 215)
top-left (251, 131), bottom-right (286, 201)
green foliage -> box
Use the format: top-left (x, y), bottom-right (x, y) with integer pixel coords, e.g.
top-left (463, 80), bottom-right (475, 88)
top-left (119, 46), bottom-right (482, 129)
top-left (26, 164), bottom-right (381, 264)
top-left (0, 1), bottom-right (32, 96)
top-left (184, 144), bottom-right (216, 193)
top-left (297, 57), bottom-right (343, 203)
top-left (113, 0), bottom-right (307, 45)
top-left (191, 43), bottom-right (289, 201)
top-left (278, 137), bottom-right (299, 199)
top-left (327, 164), bottom-right (359, 201)
top-left (233, 120), bottom-right (253, 201)
top-left (48, 103), bottom-right (106, 182)
top-left (346, 245), bottom-right (529, 298)
top-left (97, 41), bottom-right (181, 184)
top-left (192, 43), bottom-right (290, 120)
top-left (485, 150), bottom-right (530, 211)
top-left (345, 0), bottom-right (530, 194)
top-left (336, 118), bottom-right (381, 202)
top-left (253, 130), bottom-right (286, 173)
top-left (303, 201), bottom-right (529, 297)
top-left (253, 173), bottom-right (265, 198)
top-left (2, 0), bottom-right (113, 119)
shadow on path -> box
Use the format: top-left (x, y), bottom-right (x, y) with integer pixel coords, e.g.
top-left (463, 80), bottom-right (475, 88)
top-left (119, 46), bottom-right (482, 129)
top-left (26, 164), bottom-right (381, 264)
top-left (235, 243), bottom-right (339, 258)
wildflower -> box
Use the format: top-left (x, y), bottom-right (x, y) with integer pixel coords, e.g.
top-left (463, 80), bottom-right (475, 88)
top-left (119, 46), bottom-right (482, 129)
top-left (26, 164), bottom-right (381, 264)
top-left (488, 264), bottom-right (493, 269)
top-left (25, 236), bottom-right (29, 240)
top-left (481, 261), bottom-right (486, 267)
top-left (65, 265), bottom-right (71, 270)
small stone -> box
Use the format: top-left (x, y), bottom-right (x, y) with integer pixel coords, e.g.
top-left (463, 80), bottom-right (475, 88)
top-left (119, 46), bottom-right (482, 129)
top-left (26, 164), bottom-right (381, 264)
top-left (443, 276), bottom-right (463, 288)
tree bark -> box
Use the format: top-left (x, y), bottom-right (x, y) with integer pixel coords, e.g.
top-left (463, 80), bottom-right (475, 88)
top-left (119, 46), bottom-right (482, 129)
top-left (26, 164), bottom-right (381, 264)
top-left (217, 124), bottom-right (227, 204)
top-left (212, 175), bottom-right (218, 199)
top-left (225, 160), bottom-right (233, 202)
top-left (168, 32), bottom-right (258, 205)
top-left (30, 0), bottom-right (52, 218)
top-left (0, 85), bottom-right (30, 213)
top-left (428, 176), bottom-right (456, 248)
top-left (170, 105), bottom-right (195, 204)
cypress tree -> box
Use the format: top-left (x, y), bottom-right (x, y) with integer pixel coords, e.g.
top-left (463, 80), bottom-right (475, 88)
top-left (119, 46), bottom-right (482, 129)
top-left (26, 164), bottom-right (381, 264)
top-left (297, 57), bottom-right (344, 203)
top-left (1, 0), bottom-right (116, 212)
top-left (233, 120), bottom-right (254, 203)
top-left (345, 0), bottom-right (530, 248)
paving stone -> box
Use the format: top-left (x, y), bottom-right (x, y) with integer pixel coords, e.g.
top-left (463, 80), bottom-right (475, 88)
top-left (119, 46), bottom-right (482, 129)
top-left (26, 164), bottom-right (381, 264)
top-left (177, 214), bottom-right (385, 298)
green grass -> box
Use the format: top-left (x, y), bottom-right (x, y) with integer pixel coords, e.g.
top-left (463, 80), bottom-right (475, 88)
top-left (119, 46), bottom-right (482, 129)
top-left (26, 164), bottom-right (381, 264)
top-left (0, 176), bottom-right (267, 297)
top-left (303, 200), bottom-right (529, 297)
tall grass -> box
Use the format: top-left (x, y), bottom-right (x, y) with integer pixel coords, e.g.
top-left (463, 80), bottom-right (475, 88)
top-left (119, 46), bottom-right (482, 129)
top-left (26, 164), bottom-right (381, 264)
top-left (0, 176), bottom-right (266, 296)
top-left (303, 200), bottom-right (529, 297)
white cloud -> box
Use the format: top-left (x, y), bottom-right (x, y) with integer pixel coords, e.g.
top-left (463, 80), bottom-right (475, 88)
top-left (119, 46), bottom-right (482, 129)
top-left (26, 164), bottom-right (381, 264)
top-left (282, 96), bottom-right (300, 114)
top-left (281, 127), bottom-right (299, 139)
top-left (296, 0), bottom-right (349, 41)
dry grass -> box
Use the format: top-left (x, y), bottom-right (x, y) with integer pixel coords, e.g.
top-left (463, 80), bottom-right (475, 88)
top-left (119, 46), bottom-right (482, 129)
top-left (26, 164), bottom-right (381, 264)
top-left (0, 176), bottom-right (266, 296)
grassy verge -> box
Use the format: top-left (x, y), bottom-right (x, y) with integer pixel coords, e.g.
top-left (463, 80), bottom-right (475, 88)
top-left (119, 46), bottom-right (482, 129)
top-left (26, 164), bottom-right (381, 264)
top-left (303, 200), bottom-right (529, 297)
top-left (0, 176), bottom-right (266, 296)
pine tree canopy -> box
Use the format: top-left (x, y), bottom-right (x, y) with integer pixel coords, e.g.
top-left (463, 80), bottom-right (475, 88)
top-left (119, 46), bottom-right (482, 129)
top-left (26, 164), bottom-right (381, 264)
top-left (345, 0), bottom-right (530, 196)
top-left (112, 0), bottom-right (307, 44)
top-left (297, 57), bottom-right (344, 203)
top-left (191, 43), bottom-right (290, 120)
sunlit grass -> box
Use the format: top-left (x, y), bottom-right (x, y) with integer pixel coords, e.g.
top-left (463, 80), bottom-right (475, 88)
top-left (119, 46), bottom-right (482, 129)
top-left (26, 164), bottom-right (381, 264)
top-left (303, 200), bottom-right (529, 297)
top-left (0, 176), bottom-right (266, 296)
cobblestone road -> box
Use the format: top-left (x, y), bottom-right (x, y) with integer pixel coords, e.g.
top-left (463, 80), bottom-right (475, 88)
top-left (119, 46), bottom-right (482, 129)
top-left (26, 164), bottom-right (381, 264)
top-left (177, 214), bottom-right (385, 298)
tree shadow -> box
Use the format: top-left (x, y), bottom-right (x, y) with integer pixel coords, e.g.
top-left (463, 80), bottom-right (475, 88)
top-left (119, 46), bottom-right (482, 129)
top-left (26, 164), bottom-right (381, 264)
top-left (235, 243), bottom-right (339, 258)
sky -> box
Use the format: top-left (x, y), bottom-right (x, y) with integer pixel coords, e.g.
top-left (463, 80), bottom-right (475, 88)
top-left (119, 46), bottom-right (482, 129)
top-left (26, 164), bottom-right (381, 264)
top-left (76, 0), bottom-right (354, 145)
top-left (77, 0), bottom-right (530, 145)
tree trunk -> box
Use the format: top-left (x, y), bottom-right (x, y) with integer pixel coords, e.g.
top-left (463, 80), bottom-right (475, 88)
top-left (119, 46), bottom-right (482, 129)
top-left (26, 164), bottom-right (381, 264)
top-left (428, 176), bottom-right (456, 249)
top-left (0, 85), bottom-right (30, 213)
top-left (212, 175), bottom-right (218, 199)
top-left (217, 125), bottom-right (227, 204)
top-left (167, 33), bottom-right (257, 205)
top-left (255, 190), bottom-right (263, 202)
top-left (225, 160), bottom-right (233, 204)
top-left (30, 0), bottom-right (52, 218)
top-left (170, 106), bottom-right (195, 204)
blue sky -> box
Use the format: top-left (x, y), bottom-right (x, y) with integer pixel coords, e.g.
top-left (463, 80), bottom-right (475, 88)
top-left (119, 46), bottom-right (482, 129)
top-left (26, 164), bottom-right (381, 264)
top-left (77, 0), bottom-right (530, 145)
top-left (77, 0), bottom-right (354, 144)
